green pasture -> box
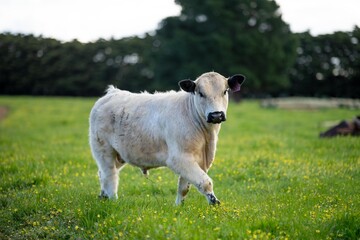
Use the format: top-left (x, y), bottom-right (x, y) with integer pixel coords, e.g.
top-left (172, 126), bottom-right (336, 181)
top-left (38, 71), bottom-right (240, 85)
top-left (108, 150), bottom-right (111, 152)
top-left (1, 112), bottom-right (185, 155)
top-left (0, 96), bottom-right (359, 239)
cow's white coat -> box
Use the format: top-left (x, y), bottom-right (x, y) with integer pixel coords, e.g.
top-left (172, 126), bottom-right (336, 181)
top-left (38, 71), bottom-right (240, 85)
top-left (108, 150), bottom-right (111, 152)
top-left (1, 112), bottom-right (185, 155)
top-left (89, 72), bottom-right (244, 205)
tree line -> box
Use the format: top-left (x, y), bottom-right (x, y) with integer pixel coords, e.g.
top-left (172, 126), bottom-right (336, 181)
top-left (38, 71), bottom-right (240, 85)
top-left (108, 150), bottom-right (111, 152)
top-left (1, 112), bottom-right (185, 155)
top-left (0, 0), bottom-right (359, 97)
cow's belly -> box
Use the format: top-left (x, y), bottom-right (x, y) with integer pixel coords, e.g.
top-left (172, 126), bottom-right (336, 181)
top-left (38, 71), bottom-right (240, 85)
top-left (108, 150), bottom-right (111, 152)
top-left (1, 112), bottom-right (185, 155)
top-left (111, 132), bottom-right (169, 169)
top-left (122, 146), bottom-right (168, 169)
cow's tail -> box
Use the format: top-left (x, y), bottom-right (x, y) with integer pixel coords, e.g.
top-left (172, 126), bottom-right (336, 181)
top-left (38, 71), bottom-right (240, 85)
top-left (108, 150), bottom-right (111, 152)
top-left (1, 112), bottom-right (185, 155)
top-left (105, 85), bottom-right (119, 94)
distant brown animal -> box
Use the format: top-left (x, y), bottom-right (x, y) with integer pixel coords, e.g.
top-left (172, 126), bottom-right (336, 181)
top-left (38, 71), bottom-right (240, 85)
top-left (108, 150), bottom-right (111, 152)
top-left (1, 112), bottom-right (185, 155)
top-left (320, 116), bottom-right (360, 137)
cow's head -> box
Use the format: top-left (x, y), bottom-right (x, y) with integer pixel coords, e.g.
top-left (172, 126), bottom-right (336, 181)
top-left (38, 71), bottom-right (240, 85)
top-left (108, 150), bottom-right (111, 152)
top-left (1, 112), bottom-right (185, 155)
top-left (179, 72), bottom-right (245, 124)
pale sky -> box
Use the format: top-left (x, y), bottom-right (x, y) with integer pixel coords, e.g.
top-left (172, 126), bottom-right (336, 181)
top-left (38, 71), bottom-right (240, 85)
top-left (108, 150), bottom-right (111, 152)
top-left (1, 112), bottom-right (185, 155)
top-left (276, 0), bottom-right (360, 35)
top-left (0, 0), bottom-right (359, 42)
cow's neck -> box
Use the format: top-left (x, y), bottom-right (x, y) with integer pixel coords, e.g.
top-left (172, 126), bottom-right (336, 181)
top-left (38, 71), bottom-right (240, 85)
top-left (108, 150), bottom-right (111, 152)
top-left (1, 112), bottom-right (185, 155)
top-left (185, 93), bottom-right (220, 133)
top-left (186, 94), bottom-right (220, 171)
top-left (202, 127), bottom-right (219, 171)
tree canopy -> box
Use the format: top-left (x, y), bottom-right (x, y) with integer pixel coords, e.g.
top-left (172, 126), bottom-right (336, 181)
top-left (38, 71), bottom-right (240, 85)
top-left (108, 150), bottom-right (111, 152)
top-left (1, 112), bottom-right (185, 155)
top-left (0, 0), bottom-right (358, 97)
top-left (153, 0), bottom-right (297, 95)
top-left (0, 34), bottom-right (154, 96)
top-left (289, 28), bottom-right (360, 98)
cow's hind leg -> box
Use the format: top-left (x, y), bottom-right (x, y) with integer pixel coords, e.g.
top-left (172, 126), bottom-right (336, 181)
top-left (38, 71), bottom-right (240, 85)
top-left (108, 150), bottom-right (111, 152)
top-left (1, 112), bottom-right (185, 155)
top-left (92, 143), bottom-right (125, 199)
top-left (175, 176), bottom-right (191, 205)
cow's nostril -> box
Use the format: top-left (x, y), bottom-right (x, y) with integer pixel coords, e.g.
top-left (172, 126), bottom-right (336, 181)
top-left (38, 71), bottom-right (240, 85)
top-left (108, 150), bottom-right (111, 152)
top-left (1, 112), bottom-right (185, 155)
top-left (221, 112), bottom-right (226, 121)
top-left (207, 111), bottom-right (226, 124)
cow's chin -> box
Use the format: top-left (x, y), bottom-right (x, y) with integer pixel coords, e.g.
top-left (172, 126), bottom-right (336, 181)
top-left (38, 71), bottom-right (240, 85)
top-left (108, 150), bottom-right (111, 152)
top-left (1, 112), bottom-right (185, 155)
top-left (207, 120), bottom-right (224, 124)
top-left (207, 118), bottom-right (226, 124)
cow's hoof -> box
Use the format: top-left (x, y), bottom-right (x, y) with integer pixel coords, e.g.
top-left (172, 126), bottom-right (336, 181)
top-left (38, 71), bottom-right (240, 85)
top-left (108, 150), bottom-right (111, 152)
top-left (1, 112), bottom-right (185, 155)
top-left (207, 193), bottom-right (221, 205)
top-left (98, 190), bottom-right (109, 200)
top-left (213, 199), bottom-right (221, 205)
top-left (98, 195), bottom-right (109, 200)
top-left (141, 168), bottom-right (149, 177)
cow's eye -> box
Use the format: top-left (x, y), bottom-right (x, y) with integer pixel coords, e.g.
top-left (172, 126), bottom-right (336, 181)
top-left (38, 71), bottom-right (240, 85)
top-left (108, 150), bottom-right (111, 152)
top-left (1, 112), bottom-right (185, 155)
top-left (199, 92), bottom-right (205, 98)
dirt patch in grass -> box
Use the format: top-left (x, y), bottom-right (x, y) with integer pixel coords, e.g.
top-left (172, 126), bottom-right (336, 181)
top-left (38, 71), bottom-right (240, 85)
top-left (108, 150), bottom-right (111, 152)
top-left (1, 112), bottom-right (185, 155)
top-left (0, 106), bottom-right (9, 121)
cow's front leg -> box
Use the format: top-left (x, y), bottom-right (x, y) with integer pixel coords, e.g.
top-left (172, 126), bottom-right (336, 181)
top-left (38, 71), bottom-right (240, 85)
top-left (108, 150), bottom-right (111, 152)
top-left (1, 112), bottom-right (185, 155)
top-left (168, 155), bottom-right (220, 205)
top-left (175, 176), bottom-right (191, 205)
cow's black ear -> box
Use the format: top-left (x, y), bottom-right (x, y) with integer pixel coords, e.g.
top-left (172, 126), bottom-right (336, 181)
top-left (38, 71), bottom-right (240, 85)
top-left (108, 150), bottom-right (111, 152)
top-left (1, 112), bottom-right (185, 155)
top-left (228, 74), bottom-right (246, 92)
top-left (179, 80), bottom-right (196, 93)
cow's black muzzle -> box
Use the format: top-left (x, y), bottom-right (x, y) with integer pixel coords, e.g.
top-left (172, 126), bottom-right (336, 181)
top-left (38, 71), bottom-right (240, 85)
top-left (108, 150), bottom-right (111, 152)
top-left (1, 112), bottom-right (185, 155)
top-left (207, 111), bottom-right (226, 124)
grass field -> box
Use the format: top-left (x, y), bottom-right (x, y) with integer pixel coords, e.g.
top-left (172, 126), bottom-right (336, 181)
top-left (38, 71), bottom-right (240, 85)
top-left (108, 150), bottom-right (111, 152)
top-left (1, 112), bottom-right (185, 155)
top-left (0, 96), bottom-right (359, 239)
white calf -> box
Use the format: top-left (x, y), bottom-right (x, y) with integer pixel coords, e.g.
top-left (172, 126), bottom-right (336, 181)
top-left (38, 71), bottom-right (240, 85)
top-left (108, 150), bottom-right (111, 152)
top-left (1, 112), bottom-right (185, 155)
top-left (89, 72), bottom-right (245, 205)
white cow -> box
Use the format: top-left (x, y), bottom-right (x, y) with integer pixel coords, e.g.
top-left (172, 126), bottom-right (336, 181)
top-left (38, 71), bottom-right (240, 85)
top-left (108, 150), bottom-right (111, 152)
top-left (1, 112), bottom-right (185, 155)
top-left (89, 72), bottom-right (245, 205)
